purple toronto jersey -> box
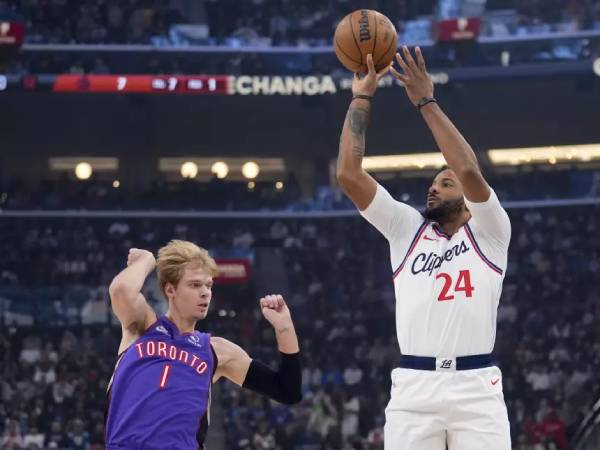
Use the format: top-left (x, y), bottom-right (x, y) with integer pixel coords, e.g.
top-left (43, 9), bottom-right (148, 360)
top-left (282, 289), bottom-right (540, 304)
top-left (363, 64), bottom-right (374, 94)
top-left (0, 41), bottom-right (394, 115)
top-left (105, 316), bottom-right (215, 450)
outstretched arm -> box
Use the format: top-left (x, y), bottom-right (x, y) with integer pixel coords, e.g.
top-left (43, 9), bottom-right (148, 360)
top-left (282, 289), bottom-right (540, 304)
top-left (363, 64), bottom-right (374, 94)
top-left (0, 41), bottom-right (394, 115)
top-left (108, 249), bottom-right (157, 351)
top-left (337, 54), bottom-right (390, 210)
top-left (211, 295), bottom-right (302, 405)
top-left (391, 46), bottom-right (490, 203)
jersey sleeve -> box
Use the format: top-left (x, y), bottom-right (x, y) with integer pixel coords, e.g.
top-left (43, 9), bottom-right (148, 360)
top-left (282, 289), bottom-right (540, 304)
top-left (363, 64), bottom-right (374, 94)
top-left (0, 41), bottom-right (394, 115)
top-left (464, 189), bottom-right (511, 268)
top-left (359, 183), bottom-right (424, 242)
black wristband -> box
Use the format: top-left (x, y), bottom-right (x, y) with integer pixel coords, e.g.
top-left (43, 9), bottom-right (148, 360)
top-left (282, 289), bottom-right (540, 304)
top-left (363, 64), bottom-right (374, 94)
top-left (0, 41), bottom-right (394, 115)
top-left (352, 94), bottom-right (373, 102)
top-left (417, 96), bottom-right (437, 110)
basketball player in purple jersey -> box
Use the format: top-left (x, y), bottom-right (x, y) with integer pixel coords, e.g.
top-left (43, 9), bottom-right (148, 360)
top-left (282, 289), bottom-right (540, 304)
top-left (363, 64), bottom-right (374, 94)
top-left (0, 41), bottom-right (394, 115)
top-left (104, 240), bottom-right (302, 450)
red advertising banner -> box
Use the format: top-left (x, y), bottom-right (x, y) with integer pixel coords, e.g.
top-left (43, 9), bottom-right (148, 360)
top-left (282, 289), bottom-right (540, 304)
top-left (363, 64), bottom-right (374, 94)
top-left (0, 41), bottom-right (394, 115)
top-left (214, 258), bottom-right (252, 285)
top-left (0, 21), bottom-right (25, 47)
top-left (435, 17), bottom-right (481, 42)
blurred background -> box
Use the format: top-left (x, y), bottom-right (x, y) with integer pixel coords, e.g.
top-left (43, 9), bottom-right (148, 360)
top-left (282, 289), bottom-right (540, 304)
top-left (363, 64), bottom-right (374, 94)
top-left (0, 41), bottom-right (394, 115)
top-left (1, 0), bottom-right (600, 449)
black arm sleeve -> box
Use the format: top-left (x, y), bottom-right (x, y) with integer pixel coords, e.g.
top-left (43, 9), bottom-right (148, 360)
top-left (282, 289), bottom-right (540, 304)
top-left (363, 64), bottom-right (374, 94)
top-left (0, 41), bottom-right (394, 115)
top-left (241, 352), bottom-right (302, 405)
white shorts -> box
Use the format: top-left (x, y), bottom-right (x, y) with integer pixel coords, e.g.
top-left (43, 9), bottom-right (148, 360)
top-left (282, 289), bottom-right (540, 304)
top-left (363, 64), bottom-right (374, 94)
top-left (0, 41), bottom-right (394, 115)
top-left (384, 366), bottom-right (511, 450)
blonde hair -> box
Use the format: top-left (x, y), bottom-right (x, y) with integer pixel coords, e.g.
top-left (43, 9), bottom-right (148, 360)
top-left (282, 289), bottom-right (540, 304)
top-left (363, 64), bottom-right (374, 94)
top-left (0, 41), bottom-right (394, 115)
top-left (156, 240), bottom-right (218, 297)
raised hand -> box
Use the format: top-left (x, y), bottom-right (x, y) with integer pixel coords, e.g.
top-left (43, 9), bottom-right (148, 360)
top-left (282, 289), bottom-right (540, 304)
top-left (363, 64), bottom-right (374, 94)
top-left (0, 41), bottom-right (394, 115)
top-left (127, 248), bottom-right (156, 269)
top-left (352, 53), bottom-right (392, 97)
top-left (260, 294), bottom-right (292, 331)
top-left (390, 46), bottom-right (434, 107)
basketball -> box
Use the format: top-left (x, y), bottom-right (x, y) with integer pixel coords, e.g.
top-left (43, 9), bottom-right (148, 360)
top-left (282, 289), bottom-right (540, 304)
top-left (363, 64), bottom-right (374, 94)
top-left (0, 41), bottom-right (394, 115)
top-left (333, 9), bottom-right (398, 73)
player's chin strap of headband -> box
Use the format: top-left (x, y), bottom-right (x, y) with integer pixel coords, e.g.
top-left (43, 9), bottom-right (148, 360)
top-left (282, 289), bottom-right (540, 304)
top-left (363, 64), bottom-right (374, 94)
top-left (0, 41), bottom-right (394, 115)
top-left (242, 351), bottom-right (302, 405)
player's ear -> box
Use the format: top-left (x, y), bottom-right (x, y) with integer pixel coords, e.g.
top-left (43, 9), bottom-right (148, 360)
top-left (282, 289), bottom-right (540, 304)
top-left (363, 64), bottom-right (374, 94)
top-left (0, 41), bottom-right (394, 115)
top-left (165, 283), bottom-right (175, 301)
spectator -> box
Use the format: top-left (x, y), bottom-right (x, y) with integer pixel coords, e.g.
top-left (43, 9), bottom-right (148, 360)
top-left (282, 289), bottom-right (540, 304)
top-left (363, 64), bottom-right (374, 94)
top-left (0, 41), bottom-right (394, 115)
top-left (45, 421), bottom-right (66, 448)
top-left (527, 364), bottom-right (552, 392)
top-left (1, 419), bottom-right (25, 449)
top-left (539, 409), bottom-right (568, 450)
top-left (19, 336), bottom-right (42, 366)
top-left (341, 391), bottom-right (360, 442)
top-left (81, 288), bottom-right (110, 325)
top-left (251, 420), bottom-right (276, 449)
top-left (343, 362), bottom-right (363, 386)
top-left (65, 418), bottom-right (90, 450)
top-left (23, 423), bottom-right (45, 449)
top-left (33, 358), bottom-right (56, 385)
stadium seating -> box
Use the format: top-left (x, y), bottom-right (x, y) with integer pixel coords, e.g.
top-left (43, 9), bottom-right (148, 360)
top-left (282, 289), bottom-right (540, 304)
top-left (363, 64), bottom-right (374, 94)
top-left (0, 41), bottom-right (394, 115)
top-left (1, 199), bottom-right (598, 449)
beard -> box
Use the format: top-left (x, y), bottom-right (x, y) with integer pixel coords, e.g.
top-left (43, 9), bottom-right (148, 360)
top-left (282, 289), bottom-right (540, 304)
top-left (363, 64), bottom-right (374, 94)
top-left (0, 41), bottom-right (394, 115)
top-left (423, 197), bottom-right (465, 223)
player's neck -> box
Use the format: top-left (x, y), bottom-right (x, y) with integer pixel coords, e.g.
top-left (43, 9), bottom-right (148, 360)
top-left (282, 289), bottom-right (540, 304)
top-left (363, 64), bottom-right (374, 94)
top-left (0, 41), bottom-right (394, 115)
top-left (165, 311), bottom-right (196, 334)
top-left (437, 211), bottom-right (471, 236)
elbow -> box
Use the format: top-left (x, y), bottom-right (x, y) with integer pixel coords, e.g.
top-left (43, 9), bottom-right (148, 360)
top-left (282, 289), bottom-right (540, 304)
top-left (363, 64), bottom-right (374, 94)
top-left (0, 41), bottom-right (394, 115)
top-left (336, 168), bottom-right (348, 187)
top-left (108, 279), bottom-right (130, 302)
top-left (281, 388), bottom-right (303, 405)
top-left (108, 279), bottom-right (122, 298)
top-left (276, 372), bottom-right (303, 405)
top-left (454, 163), bottom-right (481, 181)
top-left (289, 382), bottom-right (303, 404)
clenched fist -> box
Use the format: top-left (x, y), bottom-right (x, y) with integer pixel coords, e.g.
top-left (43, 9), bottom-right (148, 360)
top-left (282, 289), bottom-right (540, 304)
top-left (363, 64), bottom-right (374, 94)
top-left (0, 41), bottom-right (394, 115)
top-left (127, 248), bottom-right (156, 270)
top-left (260, 295), bottom-right (293, 332)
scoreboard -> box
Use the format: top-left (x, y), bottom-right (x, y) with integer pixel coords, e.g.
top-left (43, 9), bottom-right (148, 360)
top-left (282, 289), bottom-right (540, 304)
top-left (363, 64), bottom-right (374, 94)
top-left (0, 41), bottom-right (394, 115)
top-left (1, 61), bottom-right (598, 95)
top-left (0, 74), bottom-right (338, 95)
top-left (52, 74), bottom-right (229, 94)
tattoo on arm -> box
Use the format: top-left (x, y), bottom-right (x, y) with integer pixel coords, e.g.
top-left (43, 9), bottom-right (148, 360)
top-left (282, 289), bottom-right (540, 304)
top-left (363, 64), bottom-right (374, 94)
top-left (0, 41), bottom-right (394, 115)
top-left (349, 106), bottom-right (370, 135)
top-left (347, 106), bottom-right (370, 160)
top-left (352, 144), bottom-right (365, 159)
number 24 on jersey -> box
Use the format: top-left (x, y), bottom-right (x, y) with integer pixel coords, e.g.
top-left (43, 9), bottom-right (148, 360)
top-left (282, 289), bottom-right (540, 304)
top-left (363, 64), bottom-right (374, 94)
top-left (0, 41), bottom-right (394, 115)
top-left (436, 270), bottom-right (474, 301)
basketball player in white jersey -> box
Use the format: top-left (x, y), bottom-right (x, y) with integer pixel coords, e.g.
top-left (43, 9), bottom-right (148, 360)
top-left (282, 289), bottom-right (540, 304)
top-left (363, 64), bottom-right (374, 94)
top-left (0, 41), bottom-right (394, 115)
top-left (336, 48), bottom-right (511, 450)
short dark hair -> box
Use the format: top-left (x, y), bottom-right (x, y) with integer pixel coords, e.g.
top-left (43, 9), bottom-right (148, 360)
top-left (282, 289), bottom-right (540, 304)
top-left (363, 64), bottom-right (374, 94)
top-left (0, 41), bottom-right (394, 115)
top-left (435, 165), bottom-right (450, 177)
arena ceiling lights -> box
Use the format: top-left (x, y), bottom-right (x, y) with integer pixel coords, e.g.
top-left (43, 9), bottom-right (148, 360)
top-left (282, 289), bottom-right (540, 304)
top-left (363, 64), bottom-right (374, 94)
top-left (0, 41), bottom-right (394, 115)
top-left (488, 144), bottom-right (600, 166)
top-left (159, 158), bottom-right (285, 181)
top-left (361, 153), bottom-right (447, 172)
top-left (49, 157), bottom-right (119, 180)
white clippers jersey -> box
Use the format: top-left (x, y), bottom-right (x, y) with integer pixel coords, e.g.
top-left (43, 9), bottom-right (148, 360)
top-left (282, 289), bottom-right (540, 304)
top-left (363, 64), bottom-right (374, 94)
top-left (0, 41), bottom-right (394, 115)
top-left (360, 184), bottom-right (511, 357)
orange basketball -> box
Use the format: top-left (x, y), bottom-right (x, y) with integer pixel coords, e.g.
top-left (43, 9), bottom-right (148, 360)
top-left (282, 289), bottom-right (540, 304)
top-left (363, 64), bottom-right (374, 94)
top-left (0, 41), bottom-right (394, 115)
top-left (333, 9), bottom-right (398, 73)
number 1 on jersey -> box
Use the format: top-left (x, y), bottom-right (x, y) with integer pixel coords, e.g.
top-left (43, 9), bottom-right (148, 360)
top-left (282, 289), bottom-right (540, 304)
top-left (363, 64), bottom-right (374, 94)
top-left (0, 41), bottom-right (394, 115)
top-left (159, 364), bottom-right (171, 389)
top-left (436, 270), bottom-right (474, 301)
